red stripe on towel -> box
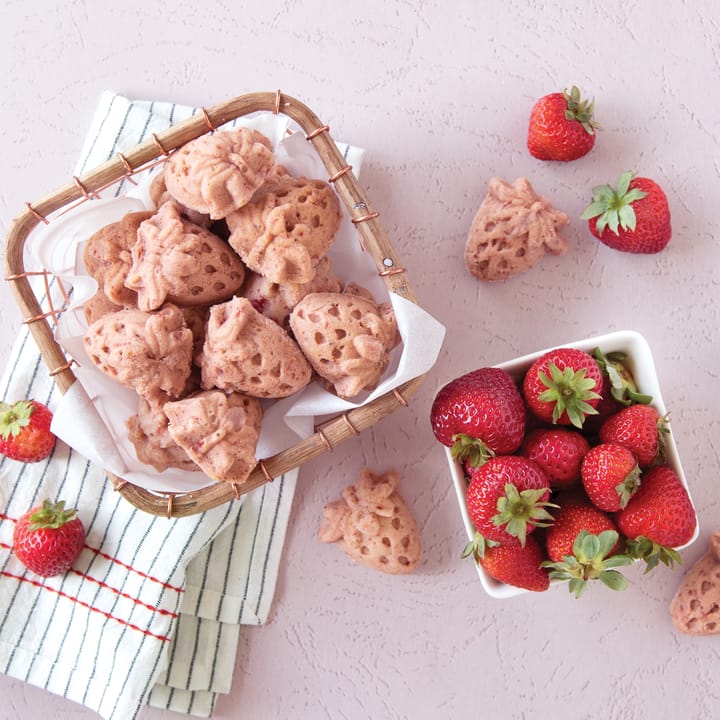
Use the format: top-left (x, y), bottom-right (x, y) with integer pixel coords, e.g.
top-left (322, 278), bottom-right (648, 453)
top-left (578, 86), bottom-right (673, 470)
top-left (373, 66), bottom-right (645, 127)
top-left (0, 570), bottom-right (173, 642)
top-left (67, 569), bottom-right (179, 618)
top-left (83, 545), bottom-right (184, 593)
top-left (0, 514), bottom-right (183, 594)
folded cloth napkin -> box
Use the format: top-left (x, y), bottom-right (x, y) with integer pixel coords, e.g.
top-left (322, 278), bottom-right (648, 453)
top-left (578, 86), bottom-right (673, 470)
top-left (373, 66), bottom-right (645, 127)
top-left (0, 92), bottom-right (364, 720)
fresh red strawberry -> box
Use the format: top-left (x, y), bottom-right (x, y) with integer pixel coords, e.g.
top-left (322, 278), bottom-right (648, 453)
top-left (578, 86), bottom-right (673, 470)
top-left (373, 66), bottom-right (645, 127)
top-left (580, 170), bottom-right (671, 254)
top-left (582, 348), bottom-right (653, 435)
top-left (465, 455), bottom-right (554, 552)
top-left (581, 442), bottom-right (641, 512)
top-left (522, 348), bottom-right (603, 429)
top-left (13, 499), bottom-right (86, 577)
top-left (544, 498), bottom-right (620, 563)
top-left (431, 367), bottom-right (526, 467)
top-left (599, 404), bottom-right (667, 467)
top-left (478, 535), bottom-right (550, 592)
top-left (617, 465), bottom-right (696, 549)
top-left (0, 399), bottom-right (56, 463)
top-left (542, 528), bottom-right (632, 598)
top-left (519, 427), bottom-right (589, 488)
top-left (527, 85), bottom-right (599, 161)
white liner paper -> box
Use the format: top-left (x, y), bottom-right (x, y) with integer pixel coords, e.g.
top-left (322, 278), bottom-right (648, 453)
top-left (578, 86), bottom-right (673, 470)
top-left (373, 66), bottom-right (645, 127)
top-left (30, 113), bottom-right (446, 493)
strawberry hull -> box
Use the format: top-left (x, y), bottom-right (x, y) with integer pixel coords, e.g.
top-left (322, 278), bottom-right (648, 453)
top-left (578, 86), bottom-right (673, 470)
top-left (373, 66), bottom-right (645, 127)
top-left (445, 330), bottom-right (699, 599)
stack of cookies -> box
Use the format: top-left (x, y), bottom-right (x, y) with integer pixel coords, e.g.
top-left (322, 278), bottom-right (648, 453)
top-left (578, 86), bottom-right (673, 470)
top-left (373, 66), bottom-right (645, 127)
top-left (80, 127), bottom-right (399, 485)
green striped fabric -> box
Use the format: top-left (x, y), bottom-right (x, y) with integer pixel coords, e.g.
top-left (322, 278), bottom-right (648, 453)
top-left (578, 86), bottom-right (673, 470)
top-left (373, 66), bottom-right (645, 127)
top-left (0, 92), bottom-right (362, 719)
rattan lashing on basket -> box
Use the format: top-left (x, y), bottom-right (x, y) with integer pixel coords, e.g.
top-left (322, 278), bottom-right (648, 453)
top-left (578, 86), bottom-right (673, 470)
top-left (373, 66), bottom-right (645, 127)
top-left (4, 91), bottom-right (425, 518)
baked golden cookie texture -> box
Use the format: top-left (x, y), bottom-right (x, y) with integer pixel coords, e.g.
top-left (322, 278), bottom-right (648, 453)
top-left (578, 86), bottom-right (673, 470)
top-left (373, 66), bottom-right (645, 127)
top-left (671, 532), bottom-right (720, 635)
top-left (164, 127), bottom-right (275, 219)
top-left (83, 210), bottom-right (154, 306)
top-left (199, 296), bottom-right (312, 398)
top-left (126, 395), bottom-right (197, 473)
top-left (289, 288), bottom-right (399, 399)
top-left (164, 390), bottom-right (262, 483)
top-left (226, 173), bottom-right (342, 284)
top-left (465, 177), bottom-right (569, 281)
top-left (83, 303), bottom-right (193, 400)
top-left (124, 202), bottom-right (246, 312)
top-left (318, 468), bottom-right (422, 574)
top-left (241, 256), bottom-right (344, 328)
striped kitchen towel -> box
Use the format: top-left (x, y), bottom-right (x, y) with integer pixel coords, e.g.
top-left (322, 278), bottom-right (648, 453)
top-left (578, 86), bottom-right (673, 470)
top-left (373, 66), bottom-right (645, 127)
top-left (0, 92), bottom-right (363, 719)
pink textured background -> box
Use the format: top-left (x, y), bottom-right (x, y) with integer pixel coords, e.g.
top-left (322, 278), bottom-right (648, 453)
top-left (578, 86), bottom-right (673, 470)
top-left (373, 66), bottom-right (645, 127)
top-left (2, 2), bottom-right (720, 718)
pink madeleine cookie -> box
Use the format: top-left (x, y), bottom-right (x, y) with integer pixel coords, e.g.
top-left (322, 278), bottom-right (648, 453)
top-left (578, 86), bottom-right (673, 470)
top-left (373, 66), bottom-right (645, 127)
top-left (82, 289), bottom-right (124, 326)
top-left (199, 296), bottom-right (312, 398)
top-left (126, 395), bottom-right (197, 473)
top-left (241, 255), bottom-right (344, 328)
top-left (289, 288), bottom-right (399, 399)
top-left (83, 210), bottom-right (154, 306)
top-left (671, 532), bottom-right (720, 635)
top-left (318, 468), bottom-right (422, 574)
top-left (164, 390), bottom-right (262, 484)
top-left (465, 177), bottom-right (569, 281)
top-left (124, 202), bottom-right (246, 311)
top-left (226, 173), bottom-right (342, 284)
top-left (164, 127), bottom-right (275, 219)
top-left (149, 172), bottom-right (212, 227)
top-left (83, 303), bottom-right (193, 399)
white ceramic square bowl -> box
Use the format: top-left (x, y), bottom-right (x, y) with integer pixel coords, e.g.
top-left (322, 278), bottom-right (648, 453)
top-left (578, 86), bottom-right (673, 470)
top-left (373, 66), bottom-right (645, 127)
top-left (446, 330), bottom-right (699, 599)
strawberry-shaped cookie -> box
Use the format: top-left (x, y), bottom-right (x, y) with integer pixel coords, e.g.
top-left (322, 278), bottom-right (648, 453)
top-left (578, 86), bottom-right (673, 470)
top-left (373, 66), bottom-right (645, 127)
top-left (581, 442), bottom-right (641, 511)
top-left (527, 86), bottom-right (599, 161)
top-left (431, 367), bottom-right (526, 468)
top-left (478, 535), bottom-right (550, 592)
top-left (580, 170), bottom-right (672, 254)
top-left (465, 455), bottom-right (554, 555)
top-left (618, 465), bottom-right (696, 570)
top-left (13, 499), bottom-right (86, 577)
top-left (523, 347), bottom-right (603, 429)
top-left (0, 399), bottom-right (56, 463)
top-left (599, 404), bottom-right (668, 467)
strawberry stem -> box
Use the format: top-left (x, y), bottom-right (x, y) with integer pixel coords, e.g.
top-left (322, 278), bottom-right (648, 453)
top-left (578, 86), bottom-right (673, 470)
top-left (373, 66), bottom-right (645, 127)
top-left (580, 170), bottom-right (648, 235)
top-left (538, 362), bottom-right (601, 428)
top-left (28, 499), bottom-right (78, 531)
top-left (491, 483), bottom-right (556, 547)
top-left (542, 530), bottom-right (633, 598)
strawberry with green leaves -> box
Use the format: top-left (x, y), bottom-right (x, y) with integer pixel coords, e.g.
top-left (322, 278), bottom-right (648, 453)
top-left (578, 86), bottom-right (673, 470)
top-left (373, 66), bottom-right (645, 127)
top-left (542, 498), bottom-right (632, 597)
top-left (599, 403), bottom-right (668, 467)
top-left (13, 499), bottom-right (86, 577)
top-left (0, 399), bottom-right (56, 463)
top-left (582, 348), bottom-right (653, 434)
top-left (544, 495), bottom-right (620, 563)
top-left (464, 455), bottom-right (554, 556)
top-left (431, 367), bottom-right (526, 468)
top-left (478, 535), bottom-right (550, 592)
top-left (542, 530), bottom-right (633, 598)
top-left (522, 347), bottom-right (603, 429)
top-left (581, 442), bottom-right (642, 512)
top-left (618, 465), bottom-right (696, 571)
top-left (527, 85), bottom-right (599, 161)
top-left (580, 170), bottom-right (672, 254)
top-left (519, 427), bottom-right (590, 488)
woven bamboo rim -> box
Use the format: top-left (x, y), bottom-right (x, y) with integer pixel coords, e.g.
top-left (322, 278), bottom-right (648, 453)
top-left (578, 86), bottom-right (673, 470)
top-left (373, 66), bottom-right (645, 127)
top-left (4, 91), bottom-right (425, 518)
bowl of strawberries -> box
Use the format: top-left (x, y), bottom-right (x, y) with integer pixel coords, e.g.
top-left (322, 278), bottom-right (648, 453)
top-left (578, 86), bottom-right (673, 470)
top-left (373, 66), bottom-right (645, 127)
top-left (432, 330), bottom-right (699, 599)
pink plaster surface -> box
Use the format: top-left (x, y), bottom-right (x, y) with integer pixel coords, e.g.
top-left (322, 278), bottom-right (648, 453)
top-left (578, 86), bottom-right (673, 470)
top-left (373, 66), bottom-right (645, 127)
top-left (1, 2), bottom-right (719, 718)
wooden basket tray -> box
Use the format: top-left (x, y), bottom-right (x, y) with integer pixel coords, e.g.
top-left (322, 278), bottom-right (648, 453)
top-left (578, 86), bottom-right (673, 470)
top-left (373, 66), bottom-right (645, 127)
top-left (4, 91), bottom-right (425, 518)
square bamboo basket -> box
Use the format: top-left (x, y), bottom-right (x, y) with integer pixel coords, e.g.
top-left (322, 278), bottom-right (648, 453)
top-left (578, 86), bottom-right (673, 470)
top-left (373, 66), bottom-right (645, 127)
top-left (4, 91), bottom-right (426, 518)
